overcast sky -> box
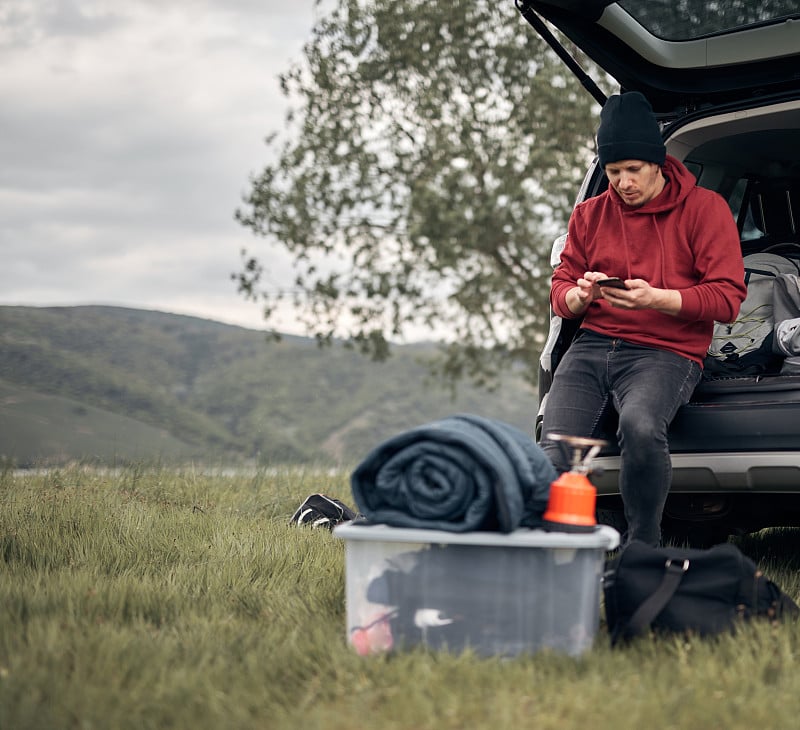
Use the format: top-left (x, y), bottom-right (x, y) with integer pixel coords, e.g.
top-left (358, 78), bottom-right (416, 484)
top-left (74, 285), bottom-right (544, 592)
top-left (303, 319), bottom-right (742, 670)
top-left (0, 0), bottom-right (319, 332)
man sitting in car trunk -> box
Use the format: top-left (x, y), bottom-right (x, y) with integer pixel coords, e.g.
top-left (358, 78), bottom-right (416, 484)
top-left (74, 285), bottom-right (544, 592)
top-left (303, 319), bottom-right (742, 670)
top-left (540, 91), bottom-right (747, 546)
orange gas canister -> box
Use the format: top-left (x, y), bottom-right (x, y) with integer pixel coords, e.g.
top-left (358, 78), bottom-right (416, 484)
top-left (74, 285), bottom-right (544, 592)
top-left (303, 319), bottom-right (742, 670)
top-left (542, 434), bottom-right (607, 533)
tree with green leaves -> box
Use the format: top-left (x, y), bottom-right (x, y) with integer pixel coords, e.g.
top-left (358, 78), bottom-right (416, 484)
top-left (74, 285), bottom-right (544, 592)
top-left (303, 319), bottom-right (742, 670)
top-left (235, 0), bottom-right (607, 388)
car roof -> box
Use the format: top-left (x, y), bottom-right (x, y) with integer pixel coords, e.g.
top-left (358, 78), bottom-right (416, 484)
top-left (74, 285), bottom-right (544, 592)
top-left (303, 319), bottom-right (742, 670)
top-left (519, 1), bottom-right (800, 115)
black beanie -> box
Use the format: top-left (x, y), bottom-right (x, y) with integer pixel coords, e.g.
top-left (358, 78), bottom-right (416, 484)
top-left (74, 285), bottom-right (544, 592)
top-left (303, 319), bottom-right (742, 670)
top-left (597, 91), bottom-right (665, 168)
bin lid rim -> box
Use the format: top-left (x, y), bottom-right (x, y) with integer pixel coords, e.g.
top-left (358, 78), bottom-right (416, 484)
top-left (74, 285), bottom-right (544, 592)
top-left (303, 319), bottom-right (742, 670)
top-left (334, 522), bottom-right (620, 550)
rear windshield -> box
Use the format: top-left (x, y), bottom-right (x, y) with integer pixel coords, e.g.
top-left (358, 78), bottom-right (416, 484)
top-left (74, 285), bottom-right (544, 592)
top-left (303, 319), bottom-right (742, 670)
top-left (618, 1), bottom-right (800, 41)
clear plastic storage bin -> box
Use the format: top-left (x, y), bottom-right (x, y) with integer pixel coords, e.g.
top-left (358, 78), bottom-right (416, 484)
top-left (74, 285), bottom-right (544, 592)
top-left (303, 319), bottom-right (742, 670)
top-left (334, 522), bottom-right (619, 657)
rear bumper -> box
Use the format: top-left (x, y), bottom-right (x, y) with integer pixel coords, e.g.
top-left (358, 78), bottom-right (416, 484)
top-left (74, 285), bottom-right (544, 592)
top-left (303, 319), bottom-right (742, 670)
top-left (592, 451), bottom-right (800, 494)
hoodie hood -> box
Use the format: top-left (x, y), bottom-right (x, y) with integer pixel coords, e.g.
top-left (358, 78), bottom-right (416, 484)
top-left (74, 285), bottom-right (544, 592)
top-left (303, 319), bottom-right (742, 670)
top-left (609, 155), bottom-right (696, 215)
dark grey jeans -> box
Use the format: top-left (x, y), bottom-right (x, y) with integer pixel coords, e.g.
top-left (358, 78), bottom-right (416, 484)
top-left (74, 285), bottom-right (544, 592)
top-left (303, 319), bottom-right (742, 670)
top-left (540, 330), bottom-right (702, 545)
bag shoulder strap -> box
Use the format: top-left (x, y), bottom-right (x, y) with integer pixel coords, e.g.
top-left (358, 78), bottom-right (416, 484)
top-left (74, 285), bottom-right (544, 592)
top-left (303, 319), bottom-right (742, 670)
top-left (618, 556), bottom-right (690, 642)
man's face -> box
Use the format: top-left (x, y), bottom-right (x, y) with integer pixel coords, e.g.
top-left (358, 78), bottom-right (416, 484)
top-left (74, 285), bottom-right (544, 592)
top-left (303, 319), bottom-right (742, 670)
top-left (604, 160), bottom-right (663, 208)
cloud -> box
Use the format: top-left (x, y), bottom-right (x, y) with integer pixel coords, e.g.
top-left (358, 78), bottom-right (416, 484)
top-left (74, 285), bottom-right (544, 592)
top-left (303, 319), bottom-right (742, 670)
top-left (0, 0), bottom-right (317, 330)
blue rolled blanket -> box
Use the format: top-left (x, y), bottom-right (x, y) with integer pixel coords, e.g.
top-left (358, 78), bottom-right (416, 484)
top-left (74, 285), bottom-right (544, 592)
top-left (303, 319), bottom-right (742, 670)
top-left (350, 414), bottom-right (557, 532)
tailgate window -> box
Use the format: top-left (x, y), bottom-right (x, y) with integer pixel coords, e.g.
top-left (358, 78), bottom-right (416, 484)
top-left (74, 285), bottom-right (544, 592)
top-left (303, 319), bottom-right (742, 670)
top-left (618, 1), bottom-right (800, 41)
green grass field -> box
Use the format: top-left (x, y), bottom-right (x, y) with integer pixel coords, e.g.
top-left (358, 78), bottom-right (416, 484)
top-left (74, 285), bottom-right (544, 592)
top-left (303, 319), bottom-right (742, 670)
top-left (3, 465), bottom-right (800, 729)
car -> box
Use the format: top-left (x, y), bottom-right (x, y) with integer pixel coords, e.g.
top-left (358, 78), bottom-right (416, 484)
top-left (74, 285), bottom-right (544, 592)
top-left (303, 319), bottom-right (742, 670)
top-left (516, 1), bottom-right (800, 545)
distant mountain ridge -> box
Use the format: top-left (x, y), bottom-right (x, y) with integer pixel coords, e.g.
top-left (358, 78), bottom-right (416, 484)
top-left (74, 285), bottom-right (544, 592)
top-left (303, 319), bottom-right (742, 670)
top-left (0, 305), bottom-right (539, 467)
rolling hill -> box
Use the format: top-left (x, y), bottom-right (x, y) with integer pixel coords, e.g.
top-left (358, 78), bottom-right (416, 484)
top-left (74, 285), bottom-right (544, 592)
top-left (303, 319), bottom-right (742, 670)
top-left (0, 305), bottom-right (540, 467)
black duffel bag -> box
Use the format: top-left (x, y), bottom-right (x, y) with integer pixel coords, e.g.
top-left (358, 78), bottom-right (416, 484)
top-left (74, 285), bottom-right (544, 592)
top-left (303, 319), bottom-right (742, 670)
top-left (604, 540), bottom-right (799, 646)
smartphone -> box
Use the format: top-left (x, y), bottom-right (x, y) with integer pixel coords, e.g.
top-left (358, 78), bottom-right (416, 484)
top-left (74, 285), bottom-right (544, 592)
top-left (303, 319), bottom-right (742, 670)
top-left (597, 278), bottom-right (628, 290)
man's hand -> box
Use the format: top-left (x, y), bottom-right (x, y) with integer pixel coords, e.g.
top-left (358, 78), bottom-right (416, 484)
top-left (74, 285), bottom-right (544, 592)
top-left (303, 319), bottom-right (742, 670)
top-left (566, 273), bottom-right (683, 317)
top-left (565, 271), bottom-right (610, 315)
top-left (600, 278), bottom-right (683, 316)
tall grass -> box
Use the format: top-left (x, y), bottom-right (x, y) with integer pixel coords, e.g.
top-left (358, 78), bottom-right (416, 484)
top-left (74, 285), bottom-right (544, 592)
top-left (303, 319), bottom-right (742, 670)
top-left (2, 465), bottom-right (800, 729)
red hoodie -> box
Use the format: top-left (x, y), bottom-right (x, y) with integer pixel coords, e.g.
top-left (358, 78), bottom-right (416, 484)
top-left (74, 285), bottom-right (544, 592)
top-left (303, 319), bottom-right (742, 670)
top-left (551, 155), bottom-right (747, 365)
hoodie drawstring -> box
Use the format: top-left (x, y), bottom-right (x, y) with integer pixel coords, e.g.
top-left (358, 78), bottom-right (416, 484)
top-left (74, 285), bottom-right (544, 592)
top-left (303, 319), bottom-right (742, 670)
top-left (616, 205), bottom-right (669, 287)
